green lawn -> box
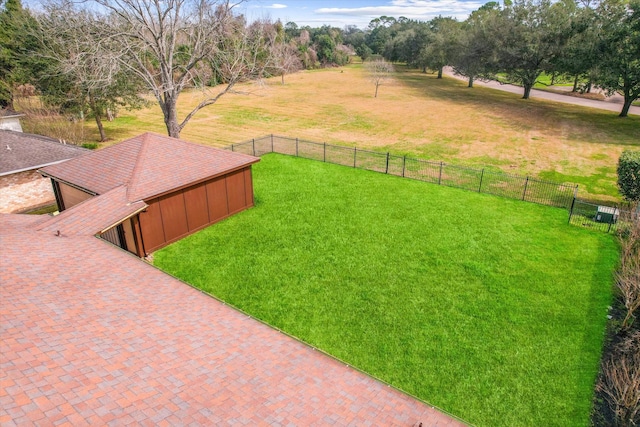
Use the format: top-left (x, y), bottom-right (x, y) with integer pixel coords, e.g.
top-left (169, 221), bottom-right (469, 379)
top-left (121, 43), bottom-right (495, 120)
top-left (155, 154), bottom-right (618, 427)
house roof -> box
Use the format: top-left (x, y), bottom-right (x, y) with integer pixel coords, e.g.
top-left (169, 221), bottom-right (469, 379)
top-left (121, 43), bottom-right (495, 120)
top-left (0, 213), bottom-right (464, 426)
top-left (32, 186), bottom-right (147, 236)
top-left (0, 130), bottom-right (88, 176)
top-left (40, 132), bottom-right (259, 202)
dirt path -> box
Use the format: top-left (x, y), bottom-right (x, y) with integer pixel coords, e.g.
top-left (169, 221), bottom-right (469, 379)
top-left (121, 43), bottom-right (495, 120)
top-left (443, 67), bottom-right (640, 116)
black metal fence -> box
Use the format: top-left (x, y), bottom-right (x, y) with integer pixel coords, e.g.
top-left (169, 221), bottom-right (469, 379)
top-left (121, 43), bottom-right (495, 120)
top-left (226, 134), bottom-right (622, 233)
top-left (568, 198), bottom-right (627, 233)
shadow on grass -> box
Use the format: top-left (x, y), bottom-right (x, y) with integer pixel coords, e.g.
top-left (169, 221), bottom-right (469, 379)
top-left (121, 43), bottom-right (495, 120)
top-left (393, 67), bottom-right (640, 146)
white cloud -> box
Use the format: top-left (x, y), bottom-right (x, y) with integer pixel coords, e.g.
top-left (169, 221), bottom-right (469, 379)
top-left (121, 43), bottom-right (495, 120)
top-left (267, 3), bottom-right (288, 9)
top-left (315, 0), bottom-right (484, 22)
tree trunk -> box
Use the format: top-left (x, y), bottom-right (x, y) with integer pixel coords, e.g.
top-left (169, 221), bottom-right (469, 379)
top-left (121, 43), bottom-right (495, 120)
top-left (550, 71), bottom-right (556, 86)
top-left (94, 114), bottom-right (107, 142)
top-left (437, 68), bottom-right (443, 79)
top-left (586, 81), bottom-right (592, 93)
top-left (162, 94), bottom-right (181, 138)
top-left (522, 84), bottom-right (533, 99)
top-left (89, 94), bottom-right (107, 142)
top-left (572, 75), bottom-right (579, 92)
top-left (422, 66), bottom-right (426, 73)
top-left (619, 96), bottom-right (633, 118)
top-left (468, 77), bottom-right (474, 88)
top-left (374, 82), bottom-right (379, 98)
top-left (281, 73), bottom-right (285, 85)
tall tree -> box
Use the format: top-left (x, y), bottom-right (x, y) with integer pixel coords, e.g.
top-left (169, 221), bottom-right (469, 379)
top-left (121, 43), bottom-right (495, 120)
top-left (57, 0), bottom-right (277, 138)
top-left (366, 16), bottom-right (397, 54)
top-left (0, 0), bottom-right (34, 109)
top-left (494, 0), bottom-right (574, 99)
top-left (552, 4), bottom-right (599, 92)
top-left (421, 16), bottom-right (461, 79)
top-left (453, 2), bottom-right (501, 87)
top-left (593, 0), bottom-right (640, 117)
top-left (35, 4), bottom-right (146, 141)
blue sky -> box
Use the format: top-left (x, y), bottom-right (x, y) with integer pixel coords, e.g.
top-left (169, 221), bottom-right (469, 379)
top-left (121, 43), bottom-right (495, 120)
top-left (240, 0), bottom-right (487, 28)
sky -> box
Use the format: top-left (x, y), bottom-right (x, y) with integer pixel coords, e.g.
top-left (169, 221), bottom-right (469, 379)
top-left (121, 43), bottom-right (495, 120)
top-left (240, 0), bottom-right (487, 28)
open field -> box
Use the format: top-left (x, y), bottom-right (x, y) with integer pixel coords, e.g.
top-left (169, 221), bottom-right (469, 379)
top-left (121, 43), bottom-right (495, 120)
top-left (155, 154), bottom-right (619, 427)
top-left (20, 62), bottom-right (639, 202)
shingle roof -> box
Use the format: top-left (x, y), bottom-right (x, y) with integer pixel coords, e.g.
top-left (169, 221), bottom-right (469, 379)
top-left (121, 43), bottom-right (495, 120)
top-left (1, 213), bottom-right (463, 426)
top-left (0, 130), bottom-right (88, 176)
top-left (33, 186), bottom-right (147, 236)
top-left (40, 132), bottom-right (259, 202)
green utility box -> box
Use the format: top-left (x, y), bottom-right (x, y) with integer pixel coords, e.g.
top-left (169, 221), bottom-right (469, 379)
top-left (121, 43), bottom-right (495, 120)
top-left (595, 206), bottom-right (619, 224)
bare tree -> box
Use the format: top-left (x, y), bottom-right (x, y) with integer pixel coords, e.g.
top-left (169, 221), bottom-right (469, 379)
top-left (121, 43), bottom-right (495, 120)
top-left (61, 0), bottom-right (277, 138)
top-left (35, 3), bottom-right (145, 141)
top-left (271, 42), bottom-right (302, 84)
top-left (365, 58), bottom-right (394, 98)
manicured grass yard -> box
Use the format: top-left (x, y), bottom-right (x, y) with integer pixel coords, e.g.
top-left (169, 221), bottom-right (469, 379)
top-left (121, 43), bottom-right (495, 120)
top-left (155, 154), bottom-right (618, 427)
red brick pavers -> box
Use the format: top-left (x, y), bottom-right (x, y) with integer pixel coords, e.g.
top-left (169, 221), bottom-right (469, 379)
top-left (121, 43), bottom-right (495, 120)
top-left (1, 214), bottom-right (466, 426)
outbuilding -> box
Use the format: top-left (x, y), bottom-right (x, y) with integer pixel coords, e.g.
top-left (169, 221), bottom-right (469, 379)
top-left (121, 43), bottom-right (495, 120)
top-left (39, 132), bottom-right (259, 256)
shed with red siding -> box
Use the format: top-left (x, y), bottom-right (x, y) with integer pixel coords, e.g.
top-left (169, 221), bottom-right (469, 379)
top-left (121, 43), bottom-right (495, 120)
top-left (39, 133), bottom-right (259, 256)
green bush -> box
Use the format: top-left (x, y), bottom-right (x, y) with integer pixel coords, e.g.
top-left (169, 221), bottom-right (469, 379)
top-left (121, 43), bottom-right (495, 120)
top-left (617, 150), bottom-right (640, 201)
top-left (81, 142), bottom-right (99, 150)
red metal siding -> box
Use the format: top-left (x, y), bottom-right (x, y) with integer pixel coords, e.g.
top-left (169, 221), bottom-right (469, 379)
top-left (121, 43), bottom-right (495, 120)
top-left (226, 170), bottom-right (246, 214)
top-left (138, 166), bottom-right (255, 255)
top-left (139, 199), bottom-right (165, 253)
top-left (159, 192), bottom-right (189, 243)
top-left (121, 218), bottom-right (138, 255)
top-left (244, 167), bottom-right (254, 207)
top-left (206, 176), bottom-right (229, 222)
top-left (183, 183), bottom-right (209, 231)
top-left (58, 182), bottom-right (93, 210)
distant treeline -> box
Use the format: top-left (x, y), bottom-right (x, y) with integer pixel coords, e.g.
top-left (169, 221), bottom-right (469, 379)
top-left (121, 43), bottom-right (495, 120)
top-left (282, 0), bottom-right (639, 117)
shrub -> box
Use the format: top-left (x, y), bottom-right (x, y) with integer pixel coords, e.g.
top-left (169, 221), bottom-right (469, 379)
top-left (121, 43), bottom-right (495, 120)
top-left (597, 334), bottom-right (640, 427)
top-left (617, 150), bottom-right (640, 201)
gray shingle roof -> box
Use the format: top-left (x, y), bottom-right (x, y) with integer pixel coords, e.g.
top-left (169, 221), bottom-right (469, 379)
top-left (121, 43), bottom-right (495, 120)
top-left (0, 130), bottom-right (88, 176)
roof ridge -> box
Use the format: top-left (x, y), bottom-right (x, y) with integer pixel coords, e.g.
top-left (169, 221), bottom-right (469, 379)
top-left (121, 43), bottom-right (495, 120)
top-left (126, 133), bottom-right (154, 203)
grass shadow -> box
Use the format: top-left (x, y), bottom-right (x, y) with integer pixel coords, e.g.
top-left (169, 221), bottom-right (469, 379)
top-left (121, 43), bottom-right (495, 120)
top-left (393, 67), bottom-right (640, 146)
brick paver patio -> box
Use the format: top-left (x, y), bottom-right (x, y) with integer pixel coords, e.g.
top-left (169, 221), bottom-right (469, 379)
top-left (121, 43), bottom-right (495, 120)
top-left (1, 214), bottom-right (466, 426)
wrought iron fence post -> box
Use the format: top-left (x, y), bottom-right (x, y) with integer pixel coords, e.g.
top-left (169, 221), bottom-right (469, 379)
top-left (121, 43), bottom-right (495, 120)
top-left (402, 156), bottom-right (406, 177)
top-left (385, 152), bottom-right (390, 174)
top-left (354, 147), bottom-right (357, 168)
top-left (438, 162), bottom-right (443, 185)
top-left (323, 143), bottom-right (326, 162)
top-left (296, 138), bottom-right (299, 157)
top-left (568, 197), bottom-right (576, 224)
top-left (252, 138), bottom-right (255, 156)
top-left (231, 144), bottom-right (235, 152)
top-left (271, 134), bottom-right (274, 153)
top-left (478, 169), bottom-right (485, 193)
top-left (522, 177), bottom-right (529, 201)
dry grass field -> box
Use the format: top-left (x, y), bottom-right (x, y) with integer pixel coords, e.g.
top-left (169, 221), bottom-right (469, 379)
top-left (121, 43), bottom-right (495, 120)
top-left (21, 62), bottom-right (639, 202)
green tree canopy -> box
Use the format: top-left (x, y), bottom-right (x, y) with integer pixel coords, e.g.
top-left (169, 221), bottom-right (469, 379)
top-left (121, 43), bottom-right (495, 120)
top-left (593, 0), bottom-right (640, 117)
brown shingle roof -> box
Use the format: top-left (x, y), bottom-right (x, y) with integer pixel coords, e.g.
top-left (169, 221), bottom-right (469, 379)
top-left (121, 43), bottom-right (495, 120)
top-left (1, 213), bottom-right (464, 425)
top-left (33, 186), bottom-right (147, 236)
top-left (0, 130), bottom-right (88, 176)
top-left (40, 132), bottom-right (259, 202)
